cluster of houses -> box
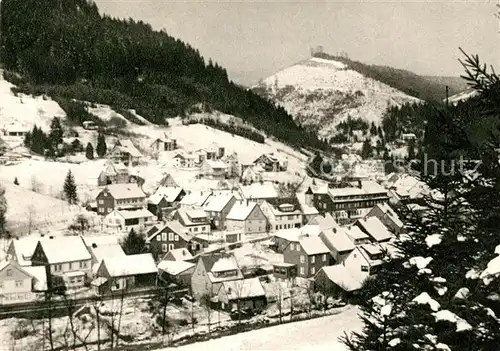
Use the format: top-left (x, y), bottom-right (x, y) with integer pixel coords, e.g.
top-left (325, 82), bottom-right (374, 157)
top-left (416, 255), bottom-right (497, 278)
top-left (0, 133), bottom-right (433, 314)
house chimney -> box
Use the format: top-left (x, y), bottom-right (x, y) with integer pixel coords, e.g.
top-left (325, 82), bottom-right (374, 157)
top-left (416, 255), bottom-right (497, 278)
top-left (49, 236), bottom-right (54, 239)
top-left (92, 243), bottom-right (98, 249)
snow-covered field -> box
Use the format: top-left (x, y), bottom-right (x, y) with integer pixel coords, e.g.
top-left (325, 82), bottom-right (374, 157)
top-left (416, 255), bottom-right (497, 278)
top-left (160, 306), bottom-right (362, 351)
top-left (2, 181), bottom-right (85, 235)
top-left (256, 57), bottom-right (421, 138)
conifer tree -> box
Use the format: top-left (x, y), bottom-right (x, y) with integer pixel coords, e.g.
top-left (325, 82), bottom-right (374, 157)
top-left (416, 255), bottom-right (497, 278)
top-left (96, 133), bottom-right (107, 158)
top-left (63, 170), bottom-right (78, 205)
top-left (49, 117), bottom-right (63, 147)
top-left (0, 185), bottom-right (7, 237)
top-left (85, 142), bottom-right (94, 160)
top-left (13, 177), bottom-right (19, 185)
top-left (342, 50), bottom-right (500, 351)
top-left (121, 228), bottom-right (146, 255)
top-left (361, 139), bottom-right (373, 159)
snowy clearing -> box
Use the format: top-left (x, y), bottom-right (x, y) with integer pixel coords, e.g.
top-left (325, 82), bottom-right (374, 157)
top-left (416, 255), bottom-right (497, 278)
top-left (158, 306), bottom-right (362, 351)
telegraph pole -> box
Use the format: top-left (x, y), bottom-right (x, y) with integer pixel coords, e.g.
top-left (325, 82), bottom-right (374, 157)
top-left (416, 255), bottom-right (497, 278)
top-left (445, 85), bottom-right (449, 107)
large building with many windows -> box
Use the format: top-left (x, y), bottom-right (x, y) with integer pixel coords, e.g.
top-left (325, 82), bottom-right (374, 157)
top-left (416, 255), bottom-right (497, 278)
top-left (306, 180), bottom-right (389, 224)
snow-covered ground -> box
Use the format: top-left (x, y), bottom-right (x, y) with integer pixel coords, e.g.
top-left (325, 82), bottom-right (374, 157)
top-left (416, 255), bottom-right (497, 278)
top-left (2, 181), bottom-right (86, 235)
top-left (159, 306), bottom-right (362, 351)
top-left (255, 57), bottom-right (421, 138)
top-left (0, 70), bottom-right (66, 132)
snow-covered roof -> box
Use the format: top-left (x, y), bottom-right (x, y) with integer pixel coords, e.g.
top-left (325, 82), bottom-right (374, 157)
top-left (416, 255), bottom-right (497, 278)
top-left (328, 181), bottom-right (387, 199)
top-left (110, 208), bottom-right (155, 220)
top-left (115, 139), bottom-right (142, 157)
top-left (318, 265), bottom-right (363, 292)
top-left (100, 162), bottom-right (118, 177)
top-left (203, 194), bottom-right (235, 213)
top-left (299, 236), bottom-right (330, 255)
top-left (165, 248), bottom-right (193, 261)
top-left (158, 260), bottom-right (195, 276)
top-left (100, 183), bottom-right (145, 200)
top-left (211, 256), bottom-right (239, 272)
top-left (148, 186), bottom-right (184, 205)
top-left (8, 236), bottom-right (41, 266)
top-left (221, 277), bottom-right (266, 300)
top-left (101, 253), bottom-right (157, 277)
top-left (307, 213), bottom-right (340, 231)
top-left (24, 265), bottom-right (47, 291)
top-left (180, 191), bottom-right (212, 207)
top-left (226, 201), bottom-right (259, 221)
top-left (239, 183), bottom-right (278, 200)
top-left (147, 220), bottom-right (192, 242)
top-left (375, 203), bottom-right (404, 229)
top-left (204, 159), bottom-right (228, 169)
top-left (38, 236), bottom-right (91, 264)
top-left (345, 226), bottom-right (370, 241)
top-left (320, 228), bottom-right (355, 253)
top-left (86, 240), bottom-right (126, 263)
top-left (357, 217), bottom-right (393, 242)
top-left (273, 228), bottom-right (303, 241)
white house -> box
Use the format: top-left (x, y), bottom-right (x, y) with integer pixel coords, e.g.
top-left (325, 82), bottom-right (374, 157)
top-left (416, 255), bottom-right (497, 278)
top-left (179, 191), bottom-right (212, 209)
top-left (200, 159), bottom-right (228, 179)
top-left (238, 182), bottom-right (279, 203)
top-left (31, 236), bottom-right (93, 290)
top-left (173, 152), bottom-right (199, 169)
top-left (343, 244), bottom-right (385, 282)
top-left (0, 260), bottom-right (47, 304)
top-left (225, 200), bottom-right (267, 236)
top-left (105, 208), bottom-right (156, 233)
top-left (260, 198), bottom-right (303, 232)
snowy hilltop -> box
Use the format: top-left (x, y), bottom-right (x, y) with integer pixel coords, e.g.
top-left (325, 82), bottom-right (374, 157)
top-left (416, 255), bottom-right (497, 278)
top-left (253, 56), bottom-right (421, 138)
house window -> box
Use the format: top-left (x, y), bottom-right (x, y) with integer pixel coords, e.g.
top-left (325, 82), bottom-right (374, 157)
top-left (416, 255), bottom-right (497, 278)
top-left (311, 256), bottom-right (315, 263)
top-left (157, 235), bottom-right (161, 242)
top-left (15, 280), bottom-right (23, 287)
top-left (361, 265), bottom-right (369, 272)
top-left (169, 244), bottom-right (174, 251)
top-left (322, 254), bottom-right (327, 262)
top-left (68, 262), bottom-right (72, 270)
top-left (162, 233), bottom-right (167, 241)
top-left (275, 225), bottom-right (279, 230)
top-left (290, 243), bottom-right (295, 251)
top-left (107, 208), bottom-right (112, 213)
top-left (80, 261), bottom-right (87, 268)
top-left (311, 267), bottom-right (316, 275)
top-left (6, 269), bottom-right (12, 277)
top-left (174, 235), bottom-right (179, 241)
top-left (194, 227), bottom-right (198, 232)
top-left (300, 267), bottom-right (305, 275)
top-left (169, 233), bottom-right (174, 241)
top-left (162, 244), bottom-right (168, 252)
top-left (98, 200), bottom-right (104, 205)
top-left (99, 208), bottom-right (104, 213)
top-left (300, 255), bottom-right (305, 263)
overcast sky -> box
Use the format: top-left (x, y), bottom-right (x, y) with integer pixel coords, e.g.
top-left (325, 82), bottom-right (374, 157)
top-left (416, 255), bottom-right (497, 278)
top-left (94, 0), bottom-right (499, 86)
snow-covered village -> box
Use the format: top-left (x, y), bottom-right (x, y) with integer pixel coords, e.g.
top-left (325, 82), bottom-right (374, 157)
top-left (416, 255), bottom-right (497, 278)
top-left (0, 1), bottom-right (499, 351)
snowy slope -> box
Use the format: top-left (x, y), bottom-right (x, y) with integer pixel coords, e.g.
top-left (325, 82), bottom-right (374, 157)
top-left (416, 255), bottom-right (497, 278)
top-left (158, 306), bottom-right (362, 351)
top-left (0, 70), bottom-right (66, 132)
top-left (446, 89), bottom-right (478, 105)
top-left (254, 57), bottom-right (421, 138)
top-left (2, 181), bottom-right (84, 235)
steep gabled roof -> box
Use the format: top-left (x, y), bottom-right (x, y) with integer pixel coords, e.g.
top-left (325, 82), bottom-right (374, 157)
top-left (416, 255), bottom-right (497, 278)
top-left (147, 220), bottom-right (192, 242)
top-left (320, 228), bottom-right (355, 253)
top-left (226, 201), bottom-right (259, 221)
top-left (299, 236), bottom-right (330, 255)
top-left (37, 236), bottom-right (92, 264)
top-left (318, 265), bottom-right (363, 292)
top-left (356, 217), bottom-right (393, 242)
top-left (203, 194), bottom-right (235, 213)
top-left (221, 277), bottom-right (266, 300)
top-left (148, 186), bottom-right (184, 205)
top-left (114, 139), bottom-right (142, 157)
